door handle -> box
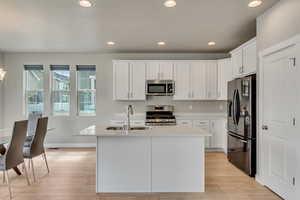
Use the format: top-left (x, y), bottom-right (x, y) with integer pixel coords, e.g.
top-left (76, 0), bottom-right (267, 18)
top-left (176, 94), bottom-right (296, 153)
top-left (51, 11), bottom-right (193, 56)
top-left (262, 125), bottom-right (268, 130)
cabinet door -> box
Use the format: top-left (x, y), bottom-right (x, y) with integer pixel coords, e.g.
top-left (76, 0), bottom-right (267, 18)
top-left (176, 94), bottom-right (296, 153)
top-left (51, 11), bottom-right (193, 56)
top-left (159, 62), bottom-right (173, 80)
top-left (146, 62), bottom-right (160, 80)
top-left (205, 61), bottom-right (218, 100)
top-left (173, 62), bottom-right (191, 100)
top-left (193, 120), bottom-right (210, 149)
top-left (130, 62), bottom-right (146, 100)
top-left (231, 50), bottom-right (243, 78)
top-left (217, 58), bottom-right (232, 100)
top-left (243, 41), bottom-right (257, 75)
top-left (210, 119), bottom-right (226, 150)
top-left (113, 62), bottom-right (130, 100)
top-left (190, 61), bottom-right (206, 100)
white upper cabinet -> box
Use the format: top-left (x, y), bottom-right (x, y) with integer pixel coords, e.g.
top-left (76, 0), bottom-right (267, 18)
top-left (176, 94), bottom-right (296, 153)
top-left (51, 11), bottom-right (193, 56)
top-left (173, 62), bottom-right (190, 100)
top-left (243, 40), bottom-right (257, 75)
top-left (190, 61), bottom-right (206, 100)
top-left (205, 61), bottom-right (218, 100)
top-left (231, 38), bottom-right (257, 78)
top-left (146, 62), bottom-right (160, 80)
top-left (217, 58), bottom-right (233, 100)
top-left (146, 61), bottom-right (173, 80)
top-left (159, 62), bottom-right (173, 80)
top-left (113, 61), bottom-right (130, 100)
top-left (130, 62), bottom-right (146, 100)
top-left (113, 61), bottom-right (146, 101)
top-left (231, 50), bottom-right (243, 78)
top-left (173, 60), bottom-right (218, 100)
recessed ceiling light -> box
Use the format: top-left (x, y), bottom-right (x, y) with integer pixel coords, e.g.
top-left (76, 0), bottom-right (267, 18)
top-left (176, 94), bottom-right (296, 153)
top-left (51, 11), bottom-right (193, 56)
top-left (107, 41), bottom-right (115, 46)
top-left (208, 41), bottom-right (216, 46)
top-left (248, 0), bottom-right (262, 8)
top-left (79, 0), bottom-right (92, 8)
top-left (164, 0), bottom-right (177, 8)
top-left (158, 41), bottom-right (166, 46)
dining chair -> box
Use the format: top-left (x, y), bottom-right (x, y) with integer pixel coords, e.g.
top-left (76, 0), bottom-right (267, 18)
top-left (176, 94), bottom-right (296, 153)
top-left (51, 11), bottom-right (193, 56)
top-left (23, 117), bottom-right (49, 183)
top-left (0, 120), bottom-right (30, 199)
top-left (25, 112), bottom-right (42, 145)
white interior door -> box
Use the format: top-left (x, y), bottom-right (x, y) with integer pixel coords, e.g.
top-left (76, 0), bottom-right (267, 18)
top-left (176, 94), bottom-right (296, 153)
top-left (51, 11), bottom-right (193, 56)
top-left (190, 61), bottom-right (206, 100)
top-left (262, 45), bottom-right (297, 199)
top-left (173, 62), bottom-right (190, 100)
top-left (159, 62), bottom-right (173, 80)
top-left (130, 62), bottom-right (146, 100)
top-left (146, 62), bottom-right (160, 80)
top-left (113, 61), bottom-right (129, 100)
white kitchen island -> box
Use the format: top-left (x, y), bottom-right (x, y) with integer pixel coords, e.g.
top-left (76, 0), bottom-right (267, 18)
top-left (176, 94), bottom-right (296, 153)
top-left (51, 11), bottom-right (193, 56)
top-left (79, 125), bottom-right (211, 193)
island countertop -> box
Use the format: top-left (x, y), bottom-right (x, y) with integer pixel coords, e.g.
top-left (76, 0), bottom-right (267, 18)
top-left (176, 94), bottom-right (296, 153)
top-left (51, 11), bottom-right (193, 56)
top-left (79, 125), bottom-right (212, 137)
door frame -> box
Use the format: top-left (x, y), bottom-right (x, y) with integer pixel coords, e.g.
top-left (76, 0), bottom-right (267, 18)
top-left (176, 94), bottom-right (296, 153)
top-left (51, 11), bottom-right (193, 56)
top-left (257, 34), bottom-right (300, 186)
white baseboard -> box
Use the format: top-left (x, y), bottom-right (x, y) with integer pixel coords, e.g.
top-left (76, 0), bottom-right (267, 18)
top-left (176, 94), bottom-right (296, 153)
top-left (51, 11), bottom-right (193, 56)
top-left (45, 143), bottom-right (96, 148)
top-left (255, 175), bottom-right (265, 186)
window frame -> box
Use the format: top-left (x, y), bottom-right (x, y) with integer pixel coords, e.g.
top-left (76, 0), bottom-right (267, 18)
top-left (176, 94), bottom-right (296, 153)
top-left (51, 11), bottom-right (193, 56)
top-left (24, 65), bottom-right (44, 116)
top-left (50, 65), bottom-right (71, 116)
top-left (76, 65), bottom-right (96, 116)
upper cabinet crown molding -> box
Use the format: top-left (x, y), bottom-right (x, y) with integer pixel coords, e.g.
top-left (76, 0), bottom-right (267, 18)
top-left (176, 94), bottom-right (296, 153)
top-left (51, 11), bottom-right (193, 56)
top-left (230, 37), bottom-right (257, 78)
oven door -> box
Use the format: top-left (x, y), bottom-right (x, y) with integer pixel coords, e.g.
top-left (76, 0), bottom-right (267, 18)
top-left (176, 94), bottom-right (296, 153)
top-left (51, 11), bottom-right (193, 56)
top-left (146, 83), bottom-right (167, 96)
top-left (227, 132), bottom-right (256, 177)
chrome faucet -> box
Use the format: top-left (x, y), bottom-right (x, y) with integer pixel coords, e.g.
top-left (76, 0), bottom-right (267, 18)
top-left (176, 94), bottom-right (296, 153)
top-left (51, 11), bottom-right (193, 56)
top-left (123, 105), bottom-right (134, 132)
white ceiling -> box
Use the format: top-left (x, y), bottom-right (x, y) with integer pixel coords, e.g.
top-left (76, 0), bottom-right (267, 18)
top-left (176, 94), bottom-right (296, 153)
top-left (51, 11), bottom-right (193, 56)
top-left (0, 0), bottom-right (279, 53)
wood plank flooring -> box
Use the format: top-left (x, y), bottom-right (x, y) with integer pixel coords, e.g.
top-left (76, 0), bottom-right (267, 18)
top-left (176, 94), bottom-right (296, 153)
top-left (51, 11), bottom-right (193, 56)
top-left (0, 148), bottom-right (281, 200)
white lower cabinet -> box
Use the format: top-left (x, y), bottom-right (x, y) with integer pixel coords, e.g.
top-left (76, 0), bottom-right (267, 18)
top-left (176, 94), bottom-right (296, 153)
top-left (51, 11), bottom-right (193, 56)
top-left (210, 119), bottom-right (227, 151)
top-left (177, 118), bottom-right (226, 151)
top-left (193, 120), bottom-right (210, 149)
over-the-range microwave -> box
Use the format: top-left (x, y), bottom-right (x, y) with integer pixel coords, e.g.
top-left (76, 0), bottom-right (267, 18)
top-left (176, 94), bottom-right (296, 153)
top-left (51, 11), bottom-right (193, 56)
top-left (146, 80), bottom-right (175, 96)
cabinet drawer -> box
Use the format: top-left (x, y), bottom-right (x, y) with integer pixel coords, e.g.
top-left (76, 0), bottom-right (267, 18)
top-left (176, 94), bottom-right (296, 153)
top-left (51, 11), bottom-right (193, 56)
top-left (177, 120), bottom-right (193, 127)
top-left (193, 120), bottom-right (209, 129)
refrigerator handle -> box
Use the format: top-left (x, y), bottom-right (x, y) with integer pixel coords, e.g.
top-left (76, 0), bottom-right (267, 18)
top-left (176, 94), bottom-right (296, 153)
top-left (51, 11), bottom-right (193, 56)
top-left (235, 90), bottom-right (241, 125)
top-left (232, 90), bottom-right (237, 125)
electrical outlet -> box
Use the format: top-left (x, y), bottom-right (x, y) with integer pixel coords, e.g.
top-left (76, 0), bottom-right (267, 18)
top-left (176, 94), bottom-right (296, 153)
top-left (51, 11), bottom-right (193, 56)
top-left (219, 104), bottom-right (224, 110)
top-left (189, 105), bottom-right (193, 110)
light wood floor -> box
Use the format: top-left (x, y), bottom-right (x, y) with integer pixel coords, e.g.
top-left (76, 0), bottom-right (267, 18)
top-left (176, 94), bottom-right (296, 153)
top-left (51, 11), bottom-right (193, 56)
top-left (0, 148), bottom-right (281, 200)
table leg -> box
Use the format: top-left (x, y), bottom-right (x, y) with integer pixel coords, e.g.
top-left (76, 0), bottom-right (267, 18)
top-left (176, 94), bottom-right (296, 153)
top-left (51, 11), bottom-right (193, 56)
top-left (0, 144), bottom-right (22, 176)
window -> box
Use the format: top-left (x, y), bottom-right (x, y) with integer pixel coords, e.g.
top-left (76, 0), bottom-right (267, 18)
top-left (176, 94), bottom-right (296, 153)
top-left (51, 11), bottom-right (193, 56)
top-left (24, 65), bottom-right (44, 115)
top-left (77, 65), bottom-right (96, 115)
top-left (50, 65), bottom-right (70, 116)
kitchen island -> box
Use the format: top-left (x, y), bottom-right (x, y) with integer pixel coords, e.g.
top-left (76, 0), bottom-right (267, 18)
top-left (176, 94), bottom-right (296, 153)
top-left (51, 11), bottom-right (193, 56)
top-left (79, 125), bottom-right (211, 193)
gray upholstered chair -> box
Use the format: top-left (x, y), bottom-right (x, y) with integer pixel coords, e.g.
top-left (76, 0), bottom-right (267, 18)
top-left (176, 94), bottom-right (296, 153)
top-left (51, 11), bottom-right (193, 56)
top-left (23, 117), bottom-right (49, 182)
top-left (0, 120), bottom-right (30, 199)
top-left (24, 112), bottom-right (42, 146)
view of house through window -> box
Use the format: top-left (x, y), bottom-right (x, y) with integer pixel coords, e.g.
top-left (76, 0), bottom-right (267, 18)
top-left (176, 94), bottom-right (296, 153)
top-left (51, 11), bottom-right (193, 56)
top-left (24, 65), bottom-right (44, 115)
top-left (51, 65), bottom-right (70, 115)
top-left (77, 65), bottom-right (96, 115)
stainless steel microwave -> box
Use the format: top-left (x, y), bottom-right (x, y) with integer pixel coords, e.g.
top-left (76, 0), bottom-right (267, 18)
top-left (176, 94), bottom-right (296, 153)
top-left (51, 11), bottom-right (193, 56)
top-left (146, 80), bottom-right (175, 96)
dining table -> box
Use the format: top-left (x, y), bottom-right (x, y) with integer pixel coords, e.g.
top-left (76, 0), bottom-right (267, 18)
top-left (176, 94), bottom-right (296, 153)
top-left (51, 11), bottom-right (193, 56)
top-left (0, 127), bottom-right (55, 176)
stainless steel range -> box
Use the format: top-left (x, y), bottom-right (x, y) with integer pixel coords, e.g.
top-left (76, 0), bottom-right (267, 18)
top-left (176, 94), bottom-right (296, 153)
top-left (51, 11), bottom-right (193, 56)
top-left (145, 105), bottom-right (176, 126)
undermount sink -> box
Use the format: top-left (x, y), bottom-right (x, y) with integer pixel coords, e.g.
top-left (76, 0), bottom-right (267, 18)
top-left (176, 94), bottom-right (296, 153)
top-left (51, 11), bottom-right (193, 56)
top-left (106, 126), bottom-right (150, 131)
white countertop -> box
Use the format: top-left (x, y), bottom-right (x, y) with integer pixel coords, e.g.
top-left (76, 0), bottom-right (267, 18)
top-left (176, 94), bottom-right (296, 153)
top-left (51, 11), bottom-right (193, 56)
top-left (79, 125), bottom-right (211, 137)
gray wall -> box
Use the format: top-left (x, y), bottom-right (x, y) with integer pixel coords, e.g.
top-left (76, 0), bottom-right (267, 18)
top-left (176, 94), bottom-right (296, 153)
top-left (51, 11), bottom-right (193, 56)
top-left (2, 52), bottom-right (228, 144)
top-left (257, 0), bottom-right (300, 51)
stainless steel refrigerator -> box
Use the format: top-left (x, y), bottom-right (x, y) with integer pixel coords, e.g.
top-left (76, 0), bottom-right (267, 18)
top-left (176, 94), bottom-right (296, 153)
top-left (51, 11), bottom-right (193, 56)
top-left (227, 75), bottom-right (256, 177)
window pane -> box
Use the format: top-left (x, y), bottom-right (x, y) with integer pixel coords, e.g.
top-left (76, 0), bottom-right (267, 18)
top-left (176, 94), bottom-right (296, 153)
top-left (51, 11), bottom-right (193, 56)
top-left (26, 70), bottom-right (44, 90)
top-left (26, 91), bottom-right (44, 114)
top-left (78, 91), bottom-right (96, 115)
top-left (52, 91), bottom-right (70, 115)
top-left (51, 70), bottom-right (70, 115)
top-left (78, 71), bottom-right (96, 90)
top-left (25, 67), bottom-right (44, 115)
